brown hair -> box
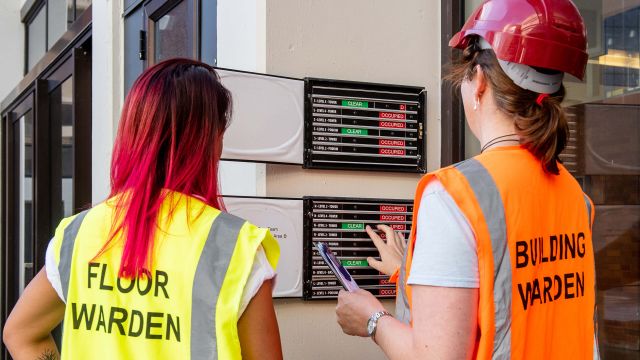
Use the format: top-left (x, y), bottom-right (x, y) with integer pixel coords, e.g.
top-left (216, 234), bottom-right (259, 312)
top-left (446, 36), bottom-right (568, 175)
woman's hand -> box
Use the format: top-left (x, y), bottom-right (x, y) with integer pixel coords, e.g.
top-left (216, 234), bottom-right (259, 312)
top-left (336, 289), bottom-right (385, 337)
top-left (366, 225), bottom-right (407, 276)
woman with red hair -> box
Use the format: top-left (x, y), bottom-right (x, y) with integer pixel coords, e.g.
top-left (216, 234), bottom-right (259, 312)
top-left (3, 59), bottom-right (283, 360)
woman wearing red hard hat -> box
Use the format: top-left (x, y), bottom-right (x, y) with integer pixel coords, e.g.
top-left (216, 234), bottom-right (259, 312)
top-left (336, 1), bottom-right (599, 359)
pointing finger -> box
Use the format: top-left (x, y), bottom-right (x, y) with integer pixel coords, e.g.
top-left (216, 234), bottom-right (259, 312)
top-left (376, 224), bottom-right (396, 245)
top-left (366, 225), bottom-right (385, 250)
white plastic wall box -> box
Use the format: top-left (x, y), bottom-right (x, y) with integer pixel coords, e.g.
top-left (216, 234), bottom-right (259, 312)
top-left (223, 196), bottom-right (304, 298)
top-left (216, 68), bottom-right (427, 173)
top-left (217, 68), bottom-right (305, 165)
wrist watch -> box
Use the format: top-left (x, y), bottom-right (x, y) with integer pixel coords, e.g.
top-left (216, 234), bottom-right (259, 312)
top-left (367, 310), bottom-right (392, 342)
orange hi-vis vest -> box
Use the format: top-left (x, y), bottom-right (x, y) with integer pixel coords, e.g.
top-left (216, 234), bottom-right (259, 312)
top-left (393, 146), bottom-right (598, 359)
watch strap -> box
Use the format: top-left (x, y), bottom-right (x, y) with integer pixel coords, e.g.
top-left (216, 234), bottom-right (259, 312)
top-left (369, 310), bottom-right (392, 342)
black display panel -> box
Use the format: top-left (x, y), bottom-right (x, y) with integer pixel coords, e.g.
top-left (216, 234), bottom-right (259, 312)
top-left (304, 78), bottom-right (426, 173)
top-left (303, 197), bottom-right (414, 299)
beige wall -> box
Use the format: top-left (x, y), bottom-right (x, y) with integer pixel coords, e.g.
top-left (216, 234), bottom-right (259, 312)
top-left (0, 0), bottom-right (24, 102)
top-left (265, 1), bottom-right (442, 358)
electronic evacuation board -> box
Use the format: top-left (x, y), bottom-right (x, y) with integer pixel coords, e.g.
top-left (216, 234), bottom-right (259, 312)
top-left (304, 78), bottom-right (426, 173)
top-left (303, 197), bottom-right (414, 299)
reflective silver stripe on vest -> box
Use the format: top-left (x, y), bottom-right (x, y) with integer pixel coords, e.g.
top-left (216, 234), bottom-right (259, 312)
top-left (191, 212), bottom-right (245, 360)
top-left (58, 210), bottom-right (89, 301)
top-left (455, 159), bottom-right (511, 359)
top-left (583, 194), bottom-right (600, 359)
top-left (583, 194), bottom-right (592, 231)
top-left (396, 247), bottom-right (411, 324)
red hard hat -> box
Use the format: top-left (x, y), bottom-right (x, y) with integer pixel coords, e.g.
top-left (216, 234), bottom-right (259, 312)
top-left (449, 0), bottom-right (588, 80)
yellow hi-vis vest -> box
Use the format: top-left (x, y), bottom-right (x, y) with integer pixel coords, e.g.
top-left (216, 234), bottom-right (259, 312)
top-left (50, 192), bottom-right (280, 359)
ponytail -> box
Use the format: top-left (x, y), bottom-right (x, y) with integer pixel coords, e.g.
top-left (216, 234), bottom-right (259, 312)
top-left (514, 89), bottom-right (568, 175)
top-left (445, 35), bottom-right (568, 175)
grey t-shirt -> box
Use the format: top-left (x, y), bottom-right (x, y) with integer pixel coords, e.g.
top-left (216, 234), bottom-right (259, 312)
top-left (407, 179), bottom-right (479, 288)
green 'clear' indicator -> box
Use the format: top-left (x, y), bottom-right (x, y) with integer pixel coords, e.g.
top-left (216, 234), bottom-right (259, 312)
top-left (341, 128), bottom-right (368, 136)
top-left (341, 223), bottom-right (364, 230)
top-left (342, 100), bottom-right (369, 108)
top-left (341, 259), bottom-right (369, 267)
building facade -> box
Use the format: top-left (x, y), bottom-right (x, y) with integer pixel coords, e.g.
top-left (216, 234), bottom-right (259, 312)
top-left (1, 0), bottom-right (638, 359)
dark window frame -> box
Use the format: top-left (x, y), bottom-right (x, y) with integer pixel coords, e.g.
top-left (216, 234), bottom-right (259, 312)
top-left (21, 0), bottom-right (91, 75)
top-left (440, 0), bottom-right (465, 167)
top-left (2, 91), bottom-right (35, 350)
top-left (144, 0), bottom-right (199, 66)
top-left (123, 0), bottom-right (216, 95)
top-left (23, 0), bottom-right (47, 75)
top-left (1, 12), bottom-right (92, 358)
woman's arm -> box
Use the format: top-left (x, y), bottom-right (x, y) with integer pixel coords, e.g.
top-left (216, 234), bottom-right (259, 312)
top-left (3, 268), bottom-right (66, 360)
top-left (336, 285), bottom-right (478, 360)
top-left (376, 285), bottom-right (478, 359)
top-left (237, 279), bottom-right (283, 360)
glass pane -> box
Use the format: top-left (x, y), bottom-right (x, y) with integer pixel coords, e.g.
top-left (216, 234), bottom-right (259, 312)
top-left (50, 78), bottom-right (75, 221)
top-left (60, 79), bottom-right (74, 217)
top-left (462, 0), bottom-right (484, 159)
top-left (154, 0), bottom-right (190, 62)
top-left (75, 0), bottom-right (92, 19)
top-left (27, 7), bottom-right (46, 71)
top-left (568, 1), bottom-right (640, 359)
top-left (17, 110), bottom-right (34, 293)
top-left (48, 0), bottom-right (70, 49)
top-left (124, 8), bottom-right (145, 95)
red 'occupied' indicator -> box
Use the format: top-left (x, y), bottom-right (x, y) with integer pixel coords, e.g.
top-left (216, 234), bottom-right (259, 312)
top-left (380, 289), bottom-right (396, 296)
top-left (380, 214), bottom-right (407, 222)
top-left (379, 148), bottom-right (406, 156)
top-left (379, 139), bottom-right (406, 147)
top-left (379, 112), bottom-right (406, 120)
top-left (391, 224), bottom-right (406, 231)
top-left (379, 121), bottom-right (406, 129)
top-left (380, 205), bottom-right (407, 212)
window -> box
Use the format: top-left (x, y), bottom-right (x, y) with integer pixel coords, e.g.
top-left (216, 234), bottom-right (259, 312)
top-left (27, 6), bottom-right (46, 72)
top-left (23, 0), bottom-right (93, 73)
top-left (442, 2), bottom-right (640, 358)
top-left (123, 0), bottom-right (216, 95)
top-left (154, 0), bottom-right (190, 62)
top-left (567, 3), bottom-right (639, 358)
top-left (2, 36), bottom-right (92, 358)
top-left (16, 109), bottom-right (35, 293)
top-left (49, 77), bottom-right (75, 219)
top-left (47, 0), bottom-right (70, 49)
top-left (2, 92), bottom-right (35, 339)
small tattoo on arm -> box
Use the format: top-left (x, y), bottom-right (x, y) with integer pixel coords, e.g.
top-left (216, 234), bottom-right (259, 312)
top-left (37, 349), bottom-right (58, 360)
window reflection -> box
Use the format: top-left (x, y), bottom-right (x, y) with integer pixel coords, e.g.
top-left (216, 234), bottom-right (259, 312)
top-left (49, 77), bottom-right (75, 222)
top-left (27, 7), bottom-right (46, 71)
top-left (154, 0), bottom-right (190, 62)
top-left (60, 79), bottom-right (74, 217)
top-left (459, 1), bottom-right (639, 358)
top-left (48, 0), bottom-right (69, 50)
top-left (75, 0), bottom-right (92, 18)
top-left (17, 111), bottom-right (34, 294)
top-left (567, 2), bottom-right (639, 359)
